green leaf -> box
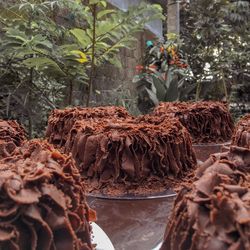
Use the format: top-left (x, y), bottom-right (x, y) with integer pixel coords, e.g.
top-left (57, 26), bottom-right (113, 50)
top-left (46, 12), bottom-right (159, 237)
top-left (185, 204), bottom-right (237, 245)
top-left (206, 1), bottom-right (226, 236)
top-left (23, 57), bottom-right (66, 76)
top-left (145, 88), bottom-right (159, 106)
top-left (165, 76), bottom-right (179, 101)
top-left (97, 9), bottom-right (115, 19)
top-left (89, 0), bottom-right (99, 5)
top-left (70, 28), bottom-right (91, 48)
top-left (109, 56), bottom-right (122, 68)
top-left (99, 1), bottom-right (107, 8)
top-left (151, 75), bottom-right (166, 101)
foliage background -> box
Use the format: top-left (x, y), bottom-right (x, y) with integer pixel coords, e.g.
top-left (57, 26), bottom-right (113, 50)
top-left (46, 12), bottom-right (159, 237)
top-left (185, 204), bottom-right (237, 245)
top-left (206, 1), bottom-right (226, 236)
top-left (0, 0), bottom-right (249, 137)
top-left (0, 0), bottom-right (162, 137)
top-left (180, 0), bottom-right (250, 113)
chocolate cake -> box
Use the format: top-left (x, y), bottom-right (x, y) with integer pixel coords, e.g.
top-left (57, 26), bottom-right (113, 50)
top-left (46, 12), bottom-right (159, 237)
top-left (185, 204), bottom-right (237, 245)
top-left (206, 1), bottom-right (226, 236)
top-left (46, 106), bottom-right (131, 147)
top-left (161, 146), bottom-right (250, 250)
top-left (0, 120), bottom-right (26, 159)
top-left (152, 101), bottom-right (234, 143)
top-left (232, 114), bottom-right (250, 149)
top-left (0, 140), bottom-right (93, 250)
top-left (64, 116), bottom-right (197, 194)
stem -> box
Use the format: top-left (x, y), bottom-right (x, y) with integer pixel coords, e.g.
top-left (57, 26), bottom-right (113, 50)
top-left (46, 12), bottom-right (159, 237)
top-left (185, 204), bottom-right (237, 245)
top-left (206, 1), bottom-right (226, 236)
top-left (221, 69), bottom-right (228, 102)
top-left (86, 4), bottom-right (97, 107)
top-left (68, 79), bottom-right (73, 106)
top-left (27, 68), bottom-right (34, 138)
top-left (195, 79), bottom-right (201, 101)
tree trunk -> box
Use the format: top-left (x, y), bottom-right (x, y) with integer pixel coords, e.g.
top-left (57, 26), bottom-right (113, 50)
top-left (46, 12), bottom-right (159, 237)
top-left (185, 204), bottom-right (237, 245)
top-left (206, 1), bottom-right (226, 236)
top-left (86, 4), bottom-right (97, 107)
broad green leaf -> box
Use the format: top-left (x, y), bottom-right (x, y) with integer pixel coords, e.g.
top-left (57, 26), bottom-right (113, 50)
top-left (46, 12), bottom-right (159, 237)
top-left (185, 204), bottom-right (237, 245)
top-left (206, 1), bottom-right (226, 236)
top-left (145, 87), bottom-right (159, 106)
top-left (68, 50), bottom-right (88, 63)
top-left (109, 56), bottom-right (122, 68)
top-left (151, 75), bottom-right (167, 101)
top-left (99, 1), bottom-right (107, 8)
top-left (97, 9), bottom-right (115, 19)
top-left (165, 76), bottom-right (179, 101)
top-left (70, 29), bottom-right (91, 48)
top-left (23, 57), bottom-right (65, 76)
top-left (89, 0), bottom-right (99, 5)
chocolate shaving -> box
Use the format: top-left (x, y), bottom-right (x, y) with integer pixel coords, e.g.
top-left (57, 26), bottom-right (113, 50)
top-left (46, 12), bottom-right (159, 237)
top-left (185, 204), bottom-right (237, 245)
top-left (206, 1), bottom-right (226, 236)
top-left (0, 120), bottom-right (26, 159)
top-left (152, 102), bottom-right (234, 143)
top-left (63, 116), bottom-right (197, 193)
top-left (232, 114), bottom-right (250, 149)
top-left (46, 106), bottom-right (131, 147)
top-left (161, 146), bottom-right (250, 250)
top-left (0, 140), bottom-right (93, 250)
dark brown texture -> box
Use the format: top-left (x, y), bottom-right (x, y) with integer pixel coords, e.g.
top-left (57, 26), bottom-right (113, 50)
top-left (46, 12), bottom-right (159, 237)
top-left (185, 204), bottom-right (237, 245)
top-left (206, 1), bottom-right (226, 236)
top-left (0, 140), bottom-right (93, 250)
top-left (232, 114), bottom-right (250, 149)
top-left (46, 106), bottom-right (131, 147)
top-left (0, 120), bottom-right (26, 159)
top-left (161, 146), bottom-right (250, 250)
top-left (64, 116), bottom-right (197, 194)
top-left (152, 101), bottom-right (234, 143)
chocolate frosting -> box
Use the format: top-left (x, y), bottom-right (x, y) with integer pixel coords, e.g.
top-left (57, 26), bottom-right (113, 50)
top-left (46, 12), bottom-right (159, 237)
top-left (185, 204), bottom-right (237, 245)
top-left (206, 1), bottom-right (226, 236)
top-left (152, 102), bottom-right (234, 143)
top-left (232, 114), bottom-right (250, 149)
top-left (161, 146), bottom-right (250, 250)
top-left (0, 120), bottom-right (26, 159)
top-left (46, 106), bottom-right (131, 147)
top-left (64, 116), bottom-right (197, 191)
top-left (0, 140), bottom-right (93, 250)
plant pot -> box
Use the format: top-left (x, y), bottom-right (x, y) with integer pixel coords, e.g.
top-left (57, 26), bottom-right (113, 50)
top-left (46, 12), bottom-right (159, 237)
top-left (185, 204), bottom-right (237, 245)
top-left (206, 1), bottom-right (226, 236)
top-left (193, 141), bottom-right (230, 162)
top-left (87, 190), bottom-right (176, 250)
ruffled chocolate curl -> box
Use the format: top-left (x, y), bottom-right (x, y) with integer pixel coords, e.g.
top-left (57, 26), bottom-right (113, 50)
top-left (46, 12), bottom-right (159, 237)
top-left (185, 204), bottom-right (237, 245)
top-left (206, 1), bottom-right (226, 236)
top-left (46, 106), bottom-right (131, 147)
top-left (161, 146), bottom-right (250, 250)
top-left (152, 102), bottom-right (234, 143)
top-left (64, 117), bottom-right (197, 191)
top-left (232, 114), bottom-right (250, 149)
top-left (0, 120), bottom-right (26, 159)
top-left (0, 140), bottom-right (93, 250)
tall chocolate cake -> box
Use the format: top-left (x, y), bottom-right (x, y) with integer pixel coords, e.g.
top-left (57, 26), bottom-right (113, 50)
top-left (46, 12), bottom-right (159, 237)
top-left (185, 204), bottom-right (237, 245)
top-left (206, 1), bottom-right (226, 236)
top-left (64, 116), bottom-right (197, 194)
top-left (0, 120), bottom-right (26, 159)
top-left (161, 146), bottom-right (250, 250)
top-left (232, 114), bottom-right (250, 149)
top-left (153, 102), bottom-right (234, 143)
top-left (46, 106), bottom-right (131, 147)
top-left (0, 140), bottom-right (93, 250)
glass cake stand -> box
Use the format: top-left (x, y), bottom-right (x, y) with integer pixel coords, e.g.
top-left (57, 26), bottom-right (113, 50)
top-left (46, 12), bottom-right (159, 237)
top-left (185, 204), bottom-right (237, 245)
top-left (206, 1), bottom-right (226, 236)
top-left (193, 141), bottom-right (231, 162)
top-left (87, 189), bottom-right (176, 250)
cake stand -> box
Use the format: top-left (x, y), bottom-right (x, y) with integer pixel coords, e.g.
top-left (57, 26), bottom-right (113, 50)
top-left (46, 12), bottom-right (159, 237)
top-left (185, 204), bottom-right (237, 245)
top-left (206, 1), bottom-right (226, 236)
top-left (193, 141), bottom-right (230, 162)
top-left (87, 190), bottom-right (176, 250)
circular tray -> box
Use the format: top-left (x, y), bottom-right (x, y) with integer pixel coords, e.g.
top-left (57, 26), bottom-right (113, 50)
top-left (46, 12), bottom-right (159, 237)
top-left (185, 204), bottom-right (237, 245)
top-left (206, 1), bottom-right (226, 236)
top-left (87, 189), bottom-right (176, 200)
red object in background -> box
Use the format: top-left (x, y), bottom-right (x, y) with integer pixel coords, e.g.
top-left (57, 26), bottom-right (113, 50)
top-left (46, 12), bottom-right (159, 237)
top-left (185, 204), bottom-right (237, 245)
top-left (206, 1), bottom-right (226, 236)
top-left (135, 65), bottom-right (144, 73)
top-left (135, 64), bottom-right (158, 73)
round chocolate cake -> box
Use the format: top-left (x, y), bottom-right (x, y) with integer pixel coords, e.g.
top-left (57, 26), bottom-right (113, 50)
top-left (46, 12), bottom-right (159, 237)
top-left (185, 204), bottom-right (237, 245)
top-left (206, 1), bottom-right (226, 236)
top-left (161, 146), bottom-right (250, 250)
top-left (152, 101), bottom-right (234, 143)
top-left (0, 120), bottom-right (26, 159)
top-left (46, 106), bottom-right (131, 147)
top-left (64, 116), bottom-right (197, 195)
top-left (0, 140), bottom-right (93, 250)
top-left (232, 114), bottom-right (250, 149)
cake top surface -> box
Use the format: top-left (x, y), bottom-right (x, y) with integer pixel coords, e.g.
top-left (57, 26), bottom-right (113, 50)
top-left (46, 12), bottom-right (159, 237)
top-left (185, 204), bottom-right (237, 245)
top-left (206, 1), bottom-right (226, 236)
top-left (49, 105), bottom-right (131, 119)
top-left (152, 101), bottom-right (234, 143)
top-left (71, 116), bottom-right (186, 138)
top-left (153, 101), bottom-right (229, 114)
